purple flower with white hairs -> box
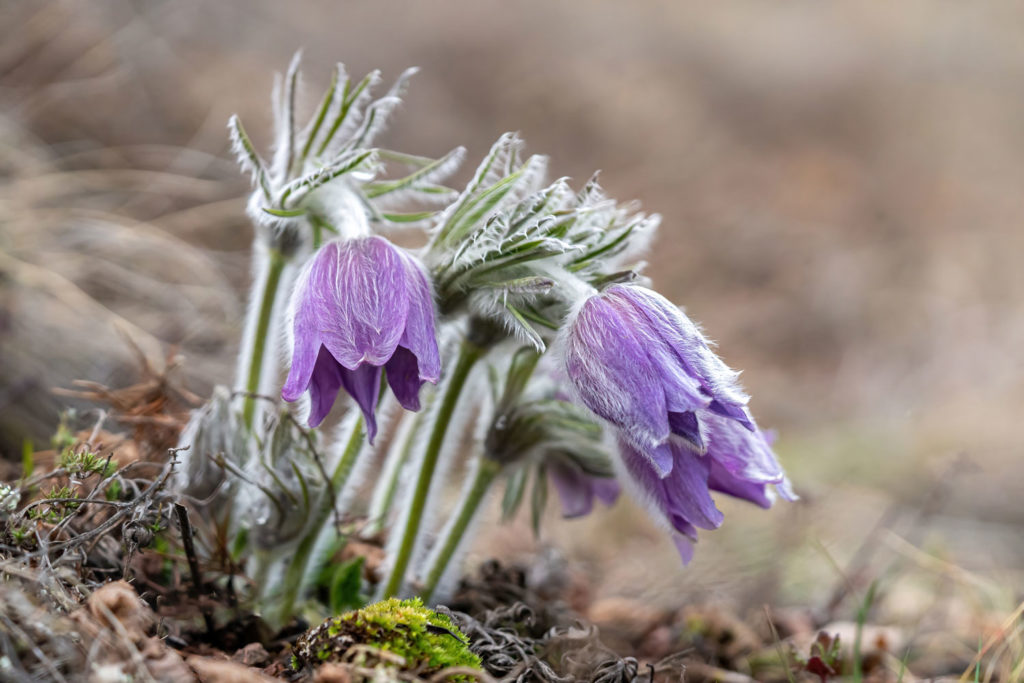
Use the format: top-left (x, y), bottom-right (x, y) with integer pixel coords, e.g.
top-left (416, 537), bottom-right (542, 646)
top-left (564, 283), bottom-right (752, 476)
top-left (618, 415), bottom-right (794, 563)
top-left (282, 236), bottom-right (440, 439)
top-left (548, 460), bottom-right (620, 519)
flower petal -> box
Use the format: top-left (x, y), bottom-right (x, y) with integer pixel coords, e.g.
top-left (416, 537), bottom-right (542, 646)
top-left (339, 363), bottom-right (383, 442)
top-left (385, 346), bottom-right (426, 411)
top-left (307, 347), bottom-right (345, 427)
top-left (566, 296), bottom-right (670, 450)
top-left (620, 437), bottom-right (723, 532)
top-left (548, 461), bottom-right (594, 518)
top-left (703, 412), bottom-right (785, 484)
top-left (672, 530), bottom-right (697, 564)
top-left (707, 460), bottom-right (771, 508)
top-left (592, 477), bottom-right (621, 507)
top-left (282, 267), bottom-right (323, 402)
top-left (319, 237), bottom-right (410, 370)
top-left (667, 411), bottom-right (706, 453)
top-left (611, 284), bottom-right (751, 428)
top-left (397, 254), bottom-right (441, 383)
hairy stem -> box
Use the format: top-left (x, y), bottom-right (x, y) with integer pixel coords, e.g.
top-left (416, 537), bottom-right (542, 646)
top-left (381, 340), bottom-right (483, 598)
top-left (364, 405), bottom-right (430, 538)
top-left (241, 248), bottom-right (287, 430)
top-left (271, 415), bottom-right (365, 625)
top-left (420, 457), bottom-right (500, 602)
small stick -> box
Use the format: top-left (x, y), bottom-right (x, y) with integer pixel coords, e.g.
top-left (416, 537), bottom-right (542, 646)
top-left (173, 503), bottom-right (202, 596)
top-left (174, 503), bottom-right (215, 634)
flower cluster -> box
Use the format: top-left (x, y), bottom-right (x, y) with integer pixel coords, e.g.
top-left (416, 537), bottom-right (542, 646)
top-left (180, 54), bottom-right (795, 618)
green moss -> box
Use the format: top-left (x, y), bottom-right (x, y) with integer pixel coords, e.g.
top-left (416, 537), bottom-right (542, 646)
top-left (294, 598), bottom-right (482, 678)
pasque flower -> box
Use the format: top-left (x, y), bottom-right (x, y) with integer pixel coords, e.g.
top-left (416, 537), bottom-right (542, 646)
top-left (564, 283), bottom-right (752, 475)
top-left (564, 283), bottom-right (793, 561)
top-left (282, 236), bottom-right (441, 439)
top-left (548, 459), bottom-right (620, 519)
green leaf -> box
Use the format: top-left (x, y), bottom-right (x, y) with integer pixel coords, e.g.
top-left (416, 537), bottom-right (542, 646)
top-left (378, 210), bottom-right (437, 224)
top-left (228, 115), bottom-right (273, 202)
top-left (329, 556), bottom-right (366, 614)
top-left (364, 146), bottom-right (465, 199)
top-left (299, 63), bottom-right (342, 163)
top-left (278, 149), bottom-right (376, 208)
top-left (499, 346), bottom-right (541, 411)
top-left (501, 467), bottom-right (529, 521)
top-left (21, 439), bottom-right (33, 480)
top-left (530, 464), bottom-right (549, 537)
top-left (505, 304), bottom-right (546, 352)
top-left (317, 70), bottom-right (378, 156)
top-left (261, 207), bottom-right (307, 218)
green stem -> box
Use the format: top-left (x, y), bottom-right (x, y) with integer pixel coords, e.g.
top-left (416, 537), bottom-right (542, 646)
top-left (381, 340), bottom-right (483, 598)
top-left (420, 457), bottom-right (500, 602)
top-left (365, 410), bottom-right (424, 538)
top-left (242, 249), bottom-right (286, 430)
top-left (271, 415), bottom-right (365, 625)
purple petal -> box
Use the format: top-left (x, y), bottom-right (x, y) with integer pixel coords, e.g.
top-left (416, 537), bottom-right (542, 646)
top-left (282, 269), bottom-right (324, 402)
top-left (385, 346), bottom-right (426, 411)
top-left (609, 284), bottom-right (751, 427)
top-left (566, 296), bottom-right (670, 450)
top-left (592, 477), bottom-right (621, 506)
top-left (619, 437), bottom-right (723, 532)
top-left (307, 347), bottom-right (345, 427)
top-left (672, 531), bottom-right (696, 564)
top-left (647, 442), bottom-right (675, 477)
top-left (667, 411), bottom-right (705, 453)
top-left (397, 254), bottom-right (441, 383)
top-left (548, 461), bottom-right (594, 519)
top-left (339, 364), bottom-right (383, 442)
top-left (319, 237), bottom-right (410, 370)
top-left (707, 460), bottom-right (771, 508)
top-left (703, 412), bottom-right (785, 484)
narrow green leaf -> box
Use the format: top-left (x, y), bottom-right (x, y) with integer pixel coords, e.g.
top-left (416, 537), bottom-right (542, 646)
top-left (530, 464), bottom-right (549, 537)
top-left (329, 556), bottom-right (366, 613)
top-left (228, 115), bottom-right (272, 202)
top-left (262, 207), bottom-right (307, 218)
top-left (299, 63), bottom-right (342, 164)
top-left (279, 149), bottom-right (376, 208)
top-left (505, 305), bottom-right (546, 352)
top-left (317, 70), bottom-right (377, 155)
top-left (501, 467), bottom-right (529, 521)
top-left (378, 210), bottom-right (436, 224)
top-left (364, 147), bottom-right (465, 198)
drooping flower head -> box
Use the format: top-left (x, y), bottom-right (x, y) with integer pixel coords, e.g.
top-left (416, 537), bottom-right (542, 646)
top-left (282, 236), bottom-right (440, 440)
top-left (563, 282), bottom-right (794, 561)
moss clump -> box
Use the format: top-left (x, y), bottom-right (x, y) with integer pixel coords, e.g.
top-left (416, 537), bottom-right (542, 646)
top-left (293, 598), bottom-right (482, 678)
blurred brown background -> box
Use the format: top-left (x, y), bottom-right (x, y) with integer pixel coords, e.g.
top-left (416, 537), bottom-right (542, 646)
top-left (2, 0), bottom-right (1023, 617)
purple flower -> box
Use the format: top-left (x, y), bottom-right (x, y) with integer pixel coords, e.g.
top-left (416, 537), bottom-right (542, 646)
top-left (564, 283), bottom-right (751, 476)
top-left (563, 283), bottom-right (794, 562)
top-left (618, 414), bottom-right (794, 563)
top-left (282, 236), bottom-right (441, 440)
top-left (547, 460), bottom-right (620, 519)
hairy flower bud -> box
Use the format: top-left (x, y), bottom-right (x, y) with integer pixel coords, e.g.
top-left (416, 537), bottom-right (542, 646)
top-left (282, 236), bottom-right (441, 440)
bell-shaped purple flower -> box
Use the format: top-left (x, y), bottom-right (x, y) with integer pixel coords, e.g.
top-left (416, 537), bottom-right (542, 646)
top-left (547, 460), bottom-right (620, 519)
top-left (617, 414), bottom-right (794, 563)
top-left (564, 283), bottom-right (752, 476)
top-left (282, 236), bottom-right (441, 440)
